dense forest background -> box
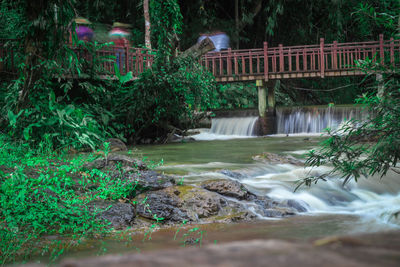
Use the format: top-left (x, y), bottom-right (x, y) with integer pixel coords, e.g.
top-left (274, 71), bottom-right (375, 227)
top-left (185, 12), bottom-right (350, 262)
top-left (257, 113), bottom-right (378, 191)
top-left (0, 0), bottom-right (398, 147)
top-left (64, 0), bottom-right (398, 48)
top-left (69, 0), bottom-right (399, 106)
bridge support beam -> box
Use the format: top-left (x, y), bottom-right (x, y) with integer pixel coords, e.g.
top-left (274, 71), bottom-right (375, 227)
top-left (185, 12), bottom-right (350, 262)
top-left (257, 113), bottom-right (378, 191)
top-left (376, 73), bottom-right (385, 98)
top-left (257, 79), bottom-right (267, 117)
top-left (256, 79), bottom-right (277, 135)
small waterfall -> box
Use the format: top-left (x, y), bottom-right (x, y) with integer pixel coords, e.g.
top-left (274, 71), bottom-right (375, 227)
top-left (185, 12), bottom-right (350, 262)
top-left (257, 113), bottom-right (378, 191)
top-left (276, 106), bottom-right (366, 134)
top-left (210, 117), bottom-right (258, 136)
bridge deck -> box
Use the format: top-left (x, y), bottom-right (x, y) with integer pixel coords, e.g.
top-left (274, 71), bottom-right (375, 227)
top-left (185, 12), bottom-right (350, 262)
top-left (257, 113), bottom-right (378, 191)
top-left (201, 35), bottom-right (400, 82)
top-left (1, 35), bottom-right (399, 82)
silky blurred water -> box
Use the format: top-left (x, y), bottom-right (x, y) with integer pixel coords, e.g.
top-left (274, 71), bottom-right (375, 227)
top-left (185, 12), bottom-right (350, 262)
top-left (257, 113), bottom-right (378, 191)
top-left (136, 136), bottom-right (400, 229)
top-left (29, 136), bottom-right (399, 264)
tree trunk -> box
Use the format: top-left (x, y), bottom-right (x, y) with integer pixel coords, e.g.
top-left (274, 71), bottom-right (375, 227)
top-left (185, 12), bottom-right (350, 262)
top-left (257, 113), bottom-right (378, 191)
top-left (179, 37), bottom-right (215, 59)
top-left (144, 0), bottom-right (151, 49)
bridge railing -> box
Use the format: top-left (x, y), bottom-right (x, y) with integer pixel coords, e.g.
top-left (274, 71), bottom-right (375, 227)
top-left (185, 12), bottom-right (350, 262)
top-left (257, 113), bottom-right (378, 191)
top-left (201, 34), bottom-right (400, 81)
top-left (0, 40), bottom-right (156, 78)
top-left (1, 35), bottom-right (399, 81)
top-left (93, 46), bottom-right (156, 76)
top-left (65, 45), bottom-right (156, 77)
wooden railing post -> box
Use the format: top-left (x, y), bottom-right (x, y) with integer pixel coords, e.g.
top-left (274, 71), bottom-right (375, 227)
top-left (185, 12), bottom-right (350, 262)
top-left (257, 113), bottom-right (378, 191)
top-left (234, 52), bottom-right (238, 75)
top-left (263, 42), bottom-right (268, 81)
top-left (227, 48), bottom-right (232, 76)
top-left (212, 57), bottom-right (216, 76)
top-left (219, 52), bottom-right (223, 76)
top-left (320, 37), bottom-right (325, 78)
top-left (390, 37), bottom-right (394, 65)
top-left (333, 41), bottom-right (338, 69)
top-left (242, 54), bottom-right (245, 74)
top-left (379, 34), bottom-right (384, 65)
top-left (249, 51), bottom-right (253, 74)
top-left (279, 44), bottom-right (284, 72)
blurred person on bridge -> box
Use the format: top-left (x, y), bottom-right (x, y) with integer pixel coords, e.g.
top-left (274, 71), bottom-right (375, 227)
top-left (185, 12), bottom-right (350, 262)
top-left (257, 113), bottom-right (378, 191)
top-left (108, 22), bottom-right (131, 71)
top-left (72, 17), bottom-right (94, 42)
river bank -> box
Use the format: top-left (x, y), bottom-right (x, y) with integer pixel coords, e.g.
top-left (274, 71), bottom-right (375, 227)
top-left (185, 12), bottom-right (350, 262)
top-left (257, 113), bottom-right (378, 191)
top-left (32, 229), bottom-right (400, 267)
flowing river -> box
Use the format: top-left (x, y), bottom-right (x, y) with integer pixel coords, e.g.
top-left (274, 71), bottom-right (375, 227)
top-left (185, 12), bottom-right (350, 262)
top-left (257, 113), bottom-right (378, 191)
top-left (49, 135), bottom-right (399, 263)
top-left (34, 108), bottom-right (400, 263)
top-left (139, 135), bottom-right (400, 231)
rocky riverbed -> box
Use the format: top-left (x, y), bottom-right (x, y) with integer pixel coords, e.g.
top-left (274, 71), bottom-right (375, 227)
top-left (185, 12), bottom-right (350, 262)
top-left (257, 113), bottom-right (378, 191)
top-left (87, 152), bottom-right (309, 229)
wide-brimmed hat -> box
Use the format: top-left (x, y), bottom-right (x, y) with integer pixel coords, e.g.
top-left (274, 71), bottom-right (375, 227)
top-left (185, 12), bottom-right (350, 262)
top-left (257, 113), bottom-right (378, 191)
top-left (112, 22), bottom-right (132, 28)
top-left (75, 17), bottom-right (92, 25)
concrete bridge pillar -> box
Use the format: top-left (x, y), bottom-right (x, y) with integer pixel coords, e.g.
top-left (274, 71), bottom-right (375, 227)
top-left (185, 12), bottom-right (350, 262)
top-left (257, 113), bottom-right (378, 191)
top-left (256, 79), bottom-right (279, 135)
top-left (376, 73), bottom-right (385, 98)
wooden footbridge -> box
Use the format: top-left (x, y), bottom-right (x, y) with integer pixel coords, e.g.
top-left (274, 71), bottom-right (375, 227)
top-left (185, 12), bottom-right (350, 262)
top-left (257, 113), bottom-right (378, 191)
top-left (201, 34), bottom-right (399, 82)
top-left (1, 34), bottom-right (399, 134)
top-left (1, 34), bottom-right (399, 80)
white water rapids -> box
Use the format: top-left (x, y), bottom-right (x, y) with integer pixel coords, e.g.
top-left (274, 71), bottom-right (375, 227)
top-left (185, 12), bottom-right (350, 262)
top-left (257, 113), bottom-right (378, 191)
top-left (160, 157), bottom-right (400, 231)
top-left (182, 106), bottom-right (400, 231)
top-left (242, 164), bottom-right (400, 228)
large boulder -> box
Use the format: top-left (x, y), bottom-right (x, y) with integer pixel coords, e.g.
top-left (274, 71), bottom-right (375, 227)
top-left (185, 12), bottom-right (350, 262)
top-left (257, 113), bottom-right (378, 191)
top-left (179, 186), bottom-right (227, 219)
top-left (126, 170), bottom-right (175, 192)
top-left (135, 185), bottom-right (255, 224)
top-left (102, 138), bottom-right (128, 152)
top-left (199, 179), bottom-right (308, 219)
top-left (135, 189), bottom-right (189, 222)
top-left (201, 179), bottom-right (250, 200)
top-left (252, 196), bottom-right (308, 217)
top-left (89, 200), bottom-right (136, 229)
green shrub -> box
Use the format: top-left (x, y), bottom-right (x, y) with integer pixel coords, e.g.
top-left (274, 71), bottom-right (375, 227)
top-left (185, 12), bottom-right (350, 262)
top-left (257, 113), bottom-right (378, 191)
top-left (0, 134), bottom-right (136, 264)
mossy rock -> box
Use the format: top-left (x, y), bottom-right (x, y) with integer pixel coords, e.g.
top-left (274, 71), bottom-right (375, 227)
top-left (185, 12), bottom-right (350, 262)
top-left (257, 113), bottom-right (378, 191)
top-left (134, 185), bottom-right (254, 224)
top-left (201, 179), bottom-right (250, 200)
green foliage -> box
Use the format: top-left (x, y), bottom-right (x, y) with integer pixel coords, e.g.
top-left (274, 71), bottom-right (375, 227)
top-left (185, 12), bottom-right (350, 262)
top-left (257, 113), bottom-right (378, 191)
top-left (300, 3), bottom-right (400, 187)
top-left (0, 77), bottom-right (110, 150)
top-left (0, 0), bottom-right (115, 150)
top-left (304, 70), bottom-right (399, 185)
top-left (112, 55), bottom-right (218, 141)
top-left (0, 1), bottom-right (25, 39)
top-left (352, 0), bottom-right (400, 39)
top-left (0, 0), bottom-right (219, 148)
top-left (150, 0), bottom-right (183, 64)
top-left (216, 83), bottom-right (257, 109)
top-left (98, 0), bottom-right (220, 141)
top-left (214, 81), bottom-right (298, 110)
top-left (0, 134), bottom-right (142, 264)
